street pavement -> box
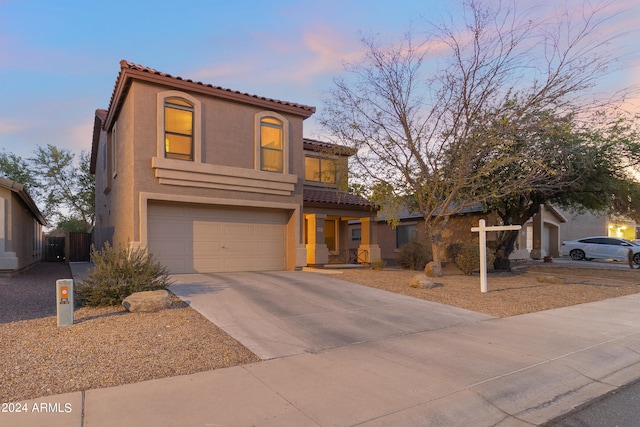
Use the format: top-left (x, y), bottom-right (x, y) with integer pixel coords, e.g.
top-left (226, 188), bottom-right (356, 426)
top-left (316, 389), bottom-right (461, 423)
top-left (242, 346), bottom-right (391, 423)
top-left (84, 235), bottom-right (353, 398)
top-left (546, 378), bottom-right (640, 426)
top-left (4, 266), bottom-right (640, 427)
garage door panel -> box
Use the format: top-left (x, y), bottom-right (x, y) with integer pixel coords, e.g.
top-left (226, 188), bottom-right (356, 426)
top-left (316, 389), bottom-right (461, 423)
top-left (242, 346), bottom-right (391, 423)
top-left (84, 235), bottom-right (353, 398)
top-left (223, 241), bottom-right (257, 253)
top-left (192, 241), bottom-right (222, 256)
top-left (223, 224), bottom-right (256, 239)
top-left (193, 222), bottom-right (222, 238)
top-left (257, 258), bottom-right (286, 269)
top-left (150, 219), bottom-right (188, 236)
top-left (148, 203), bottom-right (287, 274)
top-left (159, 257), bottom-right (189, 273)
top-left (258, 224), bottom-right (285, 239)
top-left (194, 257), bottom-right (222, 272)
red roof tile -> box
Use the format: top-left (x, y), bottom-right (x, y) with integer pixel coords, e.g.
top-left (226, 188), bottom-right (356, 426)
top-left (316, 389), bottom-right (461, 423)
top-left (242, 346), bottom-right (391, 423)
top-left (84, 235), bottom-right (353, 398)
top-left (104, 60), bottom-right (315, 129)
top-left (303, 138), bottom-right (356, 156)
top-left (303, 188), bottom-right (375, 209)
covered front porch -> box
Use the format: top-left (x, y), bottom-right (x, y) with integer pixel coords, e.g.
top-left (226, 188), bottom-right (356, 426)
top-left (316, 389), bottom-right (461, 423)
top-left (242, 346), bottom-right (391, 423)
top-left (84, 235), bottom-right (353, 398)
top-left (303, 189), bottom-right (380, 267)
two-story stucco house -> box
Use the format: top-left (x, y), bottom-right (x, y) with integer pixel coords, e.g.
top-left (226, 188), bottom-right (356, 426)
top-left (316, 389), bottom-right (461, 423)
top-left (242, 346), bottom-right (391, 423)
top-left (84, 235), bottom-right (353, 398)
top-left (90, 60), bottom-right (379, 274)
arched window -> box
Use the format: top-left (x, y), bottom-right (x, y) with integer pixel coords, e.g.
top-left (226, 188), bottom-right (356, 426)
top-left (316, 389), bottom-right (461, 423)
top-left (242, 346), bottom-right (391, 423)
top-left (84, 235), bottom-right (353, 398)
top-left (164, 98), bottom-right (194, 160)
top-left (259, 117), bottom-right (283, 172)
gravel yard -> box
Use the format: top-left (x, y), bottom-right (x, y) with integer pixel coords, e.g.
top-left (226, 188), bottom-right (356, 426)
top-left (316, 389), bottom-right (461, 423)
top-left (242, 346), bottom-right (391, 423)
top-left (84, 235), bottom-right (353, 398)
top-left (0, 263), bottom-right (259, 404)
top-left (339, 262), bottom-right (640, 317)
top-left (2, 260), bottom-right (639, 403)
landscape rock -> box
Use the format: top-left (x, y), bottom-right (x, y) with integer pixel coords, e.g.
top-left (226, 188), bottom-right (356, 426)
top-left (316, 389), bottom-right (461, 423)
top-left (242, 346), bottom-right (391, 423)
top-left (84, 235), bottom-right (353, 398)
top-left (122, 290), bottom-right (171, 313)
top-left (410, 274), bottom-right (444, 289)
top-left (536, 276), bottom-right (566, 285)
top-left (424, 262), bottom-right (436, 277)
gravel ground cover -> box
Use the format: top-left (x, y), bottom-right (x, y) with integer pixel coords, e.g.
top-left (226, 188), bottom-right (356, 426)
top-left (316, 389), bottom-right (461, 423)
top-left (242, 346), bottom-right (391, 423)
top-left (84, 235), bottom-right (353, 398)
top-left (0, 262), bottom-right (259, 403)
top-left (2, 260), bottom-right (639, 403)
top-left (339, 262), bottom-right (640, 317)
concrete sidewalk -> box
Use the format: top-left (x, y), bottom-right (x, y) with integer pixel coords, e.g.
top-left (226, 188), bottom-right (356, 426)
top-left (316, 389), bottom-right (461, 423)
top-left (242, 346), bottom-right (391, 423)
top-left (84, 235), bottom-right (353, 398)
top-left (5, 271), bottom-right (640, 427)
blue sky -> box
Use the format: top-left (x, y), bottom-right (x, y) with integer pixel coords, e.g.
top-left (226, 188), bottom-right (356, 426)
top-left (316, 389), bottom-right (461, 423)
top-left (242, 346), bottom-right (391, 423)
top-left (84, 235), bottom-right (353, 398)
top-left (1, 0), bottom-right (639, 160)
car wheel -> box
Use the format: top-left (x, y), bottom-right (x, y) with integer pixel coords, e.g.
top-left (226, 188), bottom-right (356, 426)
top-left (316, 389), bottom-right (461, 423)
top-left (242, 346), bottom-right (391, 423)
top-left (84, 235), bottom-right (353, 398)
top-left (570, 249), bottom-right (585, 261)
top-left (633, 253), bottom-right (640, 265)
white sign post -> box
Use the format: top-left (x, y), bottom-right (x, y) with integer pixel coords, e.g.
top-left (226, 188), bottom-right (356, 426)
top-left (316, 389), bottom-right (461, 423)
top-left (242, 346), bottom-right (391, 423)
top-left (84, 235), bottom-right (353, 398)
top-left (471, 219), bottom-right (522, 293)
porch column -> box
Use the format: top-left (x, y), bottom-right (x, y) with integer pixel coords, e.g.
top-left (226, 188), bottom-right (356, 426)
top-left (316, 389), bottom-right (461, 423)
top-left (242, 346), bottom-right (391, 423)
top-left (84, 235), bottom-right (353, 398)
top-left (530, 205), bottom-right (545, 260)
top-left (358, 216), bottom-right (381, 264)
top-left (306, 214), bottom-right (328, 266)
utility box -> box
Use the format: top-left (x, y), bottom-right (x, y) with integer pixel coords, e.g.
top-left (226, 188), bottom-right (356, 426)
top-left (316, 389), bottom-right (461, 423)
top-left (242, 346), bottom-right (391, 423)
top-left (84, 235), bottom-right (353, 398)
top-left (56, 279), bottom-right (74, 326)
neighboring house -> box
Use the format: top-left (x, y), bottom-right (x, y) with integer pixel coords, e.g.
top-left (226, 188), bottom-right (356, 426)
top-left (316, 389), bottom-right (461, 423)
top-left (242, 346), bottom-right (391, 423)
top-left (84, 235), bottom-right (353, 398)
top-left (350, 206), bottom-right (500, 266)
top-left (90, 60), bottom-right (379, 274)
top-left (512, 204), bottom-right (567, 259)
top-left (515, 205), bottom-right (638, 260)
top-left (353, 203), bottom-right (568, 264)
top-left (0, 177), bottom-right (46, 274)
top-left (557, 208), bottom-right (637, 242)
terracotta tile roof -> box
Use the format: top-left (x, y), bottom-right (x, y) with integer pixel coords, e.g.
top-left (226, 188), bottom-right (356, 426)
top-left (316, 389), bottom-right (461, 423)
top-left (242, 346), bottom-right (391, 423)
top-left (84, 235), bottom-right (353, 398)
top-left (304, 188), bottom-right (375, 209)
top-left (303, 138), bottom-right (356, 156)
top-left (104, 60), bottom-right (315, 129)
top-left (95, 109), bottom-right (108, 122)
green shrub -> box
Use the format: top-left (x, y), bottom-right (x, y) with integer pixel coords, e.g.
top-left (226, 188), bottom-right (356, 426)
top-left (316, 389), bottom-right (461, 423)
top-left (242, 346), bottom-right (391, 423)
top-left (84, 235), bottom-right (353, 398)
top-left (397, 241), bottom-right (432, 270)
top-left (445, 242), bottom-right (464, 263)
top-left (76, 242), bottom-right (173, 307)
top-left (454, 243), bottom-right (495, 275)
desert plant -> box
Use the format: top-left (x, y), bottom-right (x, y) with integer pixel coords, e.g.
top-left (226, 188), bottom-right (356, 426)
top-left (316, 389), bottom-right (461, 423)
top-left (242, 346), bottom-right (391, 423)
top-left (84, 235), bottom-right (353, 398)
top-left (445, 242), bottom-right (464, 263)
top-left (454, 243), bottom-right (495, 275)
top-left (76, 242), bottom-right (172, 307)
top-left (397, 241), bottom-right (432, 270)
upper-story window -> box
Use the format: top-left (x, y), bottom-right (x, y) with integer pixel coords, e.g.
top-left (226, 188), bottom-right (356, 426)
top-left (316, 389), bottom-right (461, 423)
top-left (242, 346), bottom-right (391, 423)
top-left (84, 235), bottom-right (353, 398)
top-left (260, 117), bottom-right (283, 172)
top-left (164, 98), bottom-right (194, 161)
top-left (305, 156), bottom-right (336, 183)
top-left (255, 111), bottom-right (289, 174)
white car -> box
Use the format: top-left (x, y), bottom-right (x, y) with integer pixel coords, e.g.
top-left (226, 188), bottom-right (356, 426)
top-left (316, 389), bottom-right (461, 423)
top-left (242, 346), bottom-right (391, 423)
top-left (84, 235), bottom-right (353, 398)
top-left (561, 236), bottom-right (640, 264)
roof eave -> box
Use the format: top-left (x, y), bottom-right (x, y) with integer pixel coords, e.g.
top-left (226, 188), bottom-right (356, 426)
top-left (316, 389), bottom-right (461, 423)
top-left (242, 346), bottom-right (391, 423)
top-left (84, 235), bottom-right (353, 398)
top-left (105, 64), bottom-right (316, 131)
top-left (0, 178), bottom-right (47, 225)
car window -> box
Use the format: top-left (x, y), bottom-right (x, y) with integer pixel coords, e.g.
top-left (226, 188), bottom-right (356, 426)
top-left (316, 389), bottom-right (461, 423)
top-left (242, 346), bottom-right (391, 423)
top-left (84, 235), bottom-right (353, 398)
top-left (579, 238), bottom-right (600, 244)
top-left (602, 238), bottom-right (623, 245)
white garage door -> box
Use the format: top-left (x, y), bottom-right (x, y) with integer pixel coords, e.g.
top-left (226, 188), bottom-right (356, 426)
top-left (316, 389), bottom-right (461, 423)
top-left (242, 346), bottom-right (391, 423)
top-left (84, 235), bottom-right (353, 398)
top-left (147, 203), bottom-right (287, 273)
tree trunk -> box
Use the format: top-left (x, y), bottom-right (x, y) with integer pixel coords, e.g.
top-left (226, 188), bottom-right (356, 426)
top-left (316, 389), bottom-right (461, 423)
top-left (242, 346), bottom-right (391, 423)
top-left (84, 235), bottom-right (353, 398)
top-left (493, 229), bottom-right (520, 271)
top-left (429, 225), bottom-right (446, 277)
top-left (430, 240), bottom-right (443, 277)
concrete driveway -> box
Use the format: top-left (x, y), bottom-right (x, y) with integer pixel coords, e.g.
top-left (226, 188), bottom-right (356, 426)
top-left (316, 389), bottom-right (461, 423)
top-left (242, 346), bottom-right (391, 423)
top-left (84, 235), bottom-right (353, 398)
top-left (169, 270), bottom-right (493, 359)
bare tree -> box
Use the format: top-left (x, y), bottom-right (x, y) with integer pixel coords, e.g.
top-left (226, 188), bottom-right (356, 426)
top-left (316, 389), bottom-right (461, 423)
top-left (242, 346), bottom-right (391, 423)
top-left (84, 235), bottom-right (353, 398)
top-left (321, 0), bottom-right (632, 275)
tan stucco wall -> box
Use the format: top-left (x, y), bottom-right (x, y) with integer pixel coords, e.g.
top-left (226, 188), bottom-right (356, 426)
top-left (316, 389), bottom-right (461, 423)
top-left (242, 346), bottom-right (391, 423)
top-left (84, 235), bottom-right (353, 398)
top-left (0, 188), bottom-right (43, 271)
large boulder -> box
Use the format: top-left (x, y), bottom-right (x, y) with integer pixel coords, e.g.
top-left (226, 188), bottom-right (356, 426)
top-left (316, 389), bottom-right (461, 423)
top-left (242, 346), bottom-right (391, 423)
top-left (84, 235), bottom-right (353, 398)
top-left (424, 262), bottom-right (436, 277)
top-left (122, 290), bottom-right (171, 313)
